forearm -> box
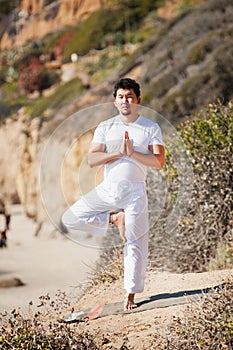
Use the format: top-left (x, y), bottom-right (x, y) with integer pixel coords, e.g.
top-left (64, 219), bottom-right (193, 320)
top-left (131, 151), bottom-right (165, 168)
top-left (88, 150), bottom-right (122, 168)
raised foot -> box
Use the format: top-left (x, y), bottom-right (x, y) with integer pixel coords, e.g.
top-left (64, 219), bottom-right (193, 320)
top-left (110, 210), bottom-right (127, 243)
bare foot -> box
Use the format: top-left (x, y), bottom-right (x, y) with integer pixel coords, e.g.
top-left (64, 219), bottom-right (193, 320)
top-left (110, 210), bottom-right (127, 243)
top-left (124, 293), bottom-right (137, 311)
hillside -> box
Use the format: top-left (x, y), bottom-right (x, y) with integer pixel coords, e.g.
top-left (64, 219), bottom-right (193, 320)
top-left (0, 0), bottom-right (106, 49)
top-left (68, 0), bottom-right (233, 123)
top-left (0, 0), bottom-right (232, 122)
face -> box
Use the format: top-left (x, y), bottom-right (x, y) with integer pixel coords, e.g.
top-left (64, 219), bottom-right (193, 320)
top-left (114, 88), bottom-right (141, 116)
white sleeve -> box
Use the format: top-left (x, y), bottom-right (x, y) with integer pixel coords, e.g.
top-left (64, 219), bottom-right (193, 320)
top-left (149, 124), bottom-right (164, 146)
top-left (91, 122), bottom-right (106, 144)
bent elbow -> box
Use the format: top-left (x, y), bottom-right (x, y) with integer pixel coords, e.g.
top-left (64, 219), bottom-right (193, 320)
top-left (87, 154), bottom-right (97, 168)
top-left (159, 158), bottom-right (165, 169)
top-left (87, 155), bottom-right (92, 168)
top-left (87, 158), bottom-right (94, 168)
top-left (154, 161), bottom-right (164, 169)
top-left (153, 154), bottom-right (165, 169)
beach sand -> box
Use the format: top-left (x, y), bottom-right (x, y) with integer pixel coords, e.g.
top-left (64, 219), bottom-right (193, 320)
top-left (0, 205), bottom-right (101, 313)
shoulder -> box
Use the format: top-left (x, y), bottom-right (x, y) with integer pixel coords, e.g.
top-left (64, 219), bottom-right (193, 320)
top-left (96, 116), bottom-right (118, 129)
top-left (138, 115), bottom-right (161, 129)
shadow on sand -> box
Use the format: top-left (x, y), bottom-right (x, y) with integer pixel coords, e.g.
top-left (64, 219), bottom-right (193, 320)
top-left (135, 284), bottom-right (224, 309)
top-left (63, 283), bottom-right (226, 322)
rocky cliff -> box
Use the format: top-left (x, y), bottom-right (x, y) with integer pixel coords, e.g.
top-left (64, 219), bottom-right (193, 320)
top-left (0, 107), bottom-right (98, 231)
top-left (0, 0), bottom-right (105, 49)
top-left (1, 0), bottom-right (233, 233)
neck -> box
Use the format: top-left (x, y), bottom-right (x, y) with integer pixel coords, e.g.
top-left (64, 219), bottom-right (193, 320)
top-left (120, 112), bottom-right (139, 124)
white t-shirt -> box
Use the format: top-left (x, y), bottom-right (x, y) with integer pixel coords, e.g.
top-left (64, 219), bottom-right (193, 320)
top-left (92, 114), bottom-right (163, 182)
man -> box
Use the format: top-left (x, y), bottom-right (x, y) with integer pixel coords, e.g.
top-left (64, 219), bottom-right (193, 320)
top-left (0, 198), bottom-right (11, 248)
top-left (62, 78), bottom-right (165, 310)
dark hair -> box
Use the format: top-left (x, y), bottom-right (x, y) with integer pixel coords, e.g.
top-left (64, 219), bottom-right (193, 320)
top-left (113, 78), bottom-right (141, 98)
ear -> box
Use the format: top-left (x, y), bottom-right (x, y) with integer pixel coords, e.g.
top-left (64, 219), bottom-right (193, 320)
top-left (137, 96), bottom-right (141, 104)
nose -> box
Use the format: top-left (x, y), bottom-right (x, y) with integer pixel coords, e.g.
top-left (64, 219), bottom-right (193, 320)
top-left (122, 96), bottom-right (128, 103)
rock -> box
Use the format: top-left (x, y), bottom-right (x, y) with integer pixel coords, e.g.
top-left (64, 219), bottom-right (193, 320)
top-left (0, 0), bottom-right (107, 50)
top-left (0, 277), bottom-right (25, 288)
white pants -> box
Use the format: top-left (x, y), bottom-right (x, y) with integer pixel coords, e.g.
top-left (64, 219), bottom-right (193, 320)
top-left (62, 180), bottom-right (149, 294)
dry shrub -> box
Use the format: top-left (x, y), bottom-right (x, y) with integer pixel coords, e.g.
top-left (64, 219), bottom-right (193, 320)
top-left (18, 57), bottom-right (59, 95)
top-left (88, 247), bottom-right (124, 287)
top-left (164, 279), bottom-right (233, 349)
top-left (0, 292), bottom-right (98, 349)
top-left (148, 101), bottom-right (233, 272)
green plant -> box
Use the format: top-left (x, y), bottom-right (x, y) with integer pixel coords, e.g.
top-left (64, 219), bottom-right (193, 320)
top-left (208, 243), bottom-right (233, 270)
top-left (180, 101), bottom-right (233, 155)
top-left (62, 0), bottom-right (161, 62)
top-left (188, 40), bottom-right (212, 64)
top-left (62, 8), bottom-right (124, 62)
top-left (0, 0), bottom-right (16, 14)
top-left (148, 101), bottom-right (233, 273)
top-left (0, 82), bottom-right (27, 120)
top-left (28, 77), bottom-right (84, 118)
top-left (176, 0), bottom-right (204, 15)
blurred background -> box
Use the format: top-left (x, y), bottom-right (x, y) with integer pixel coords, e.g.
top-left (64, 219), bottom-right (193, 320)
top-left (0, 0), bottom-right (232, 312)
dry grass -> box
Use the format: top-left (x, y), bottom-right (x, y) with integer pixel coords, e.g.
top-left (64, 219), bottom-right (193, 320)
top-left (0, 291), bottom-right (99, 349)
top-left (88, 248), bottom-right (124, 287)
top-left (163, 279), bottom-right (233, 349)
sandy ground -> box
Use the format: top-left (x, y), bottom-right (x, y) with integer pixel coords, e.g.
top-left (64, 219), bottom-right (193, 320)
top-left (0, 205), bottom-right (101, 313)
top-left (1, 206), bottom-right (232, 349)
top-left (66, 268), bottom-right (233, 349)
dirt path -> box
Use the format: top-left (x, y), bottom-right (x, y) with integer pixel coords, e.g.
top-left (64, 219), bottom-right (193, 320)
top-left (64, 268), bottom-right (232, 349)
top-left (1, 206), bottom-right (232, 348)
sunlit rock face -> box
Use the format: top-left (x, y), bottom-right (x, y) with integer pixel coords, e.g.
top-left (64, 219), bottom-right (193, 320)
top-left (0, 0), bottom-right (106, 49)
top-left (0, 108), bottom-right (98, 225)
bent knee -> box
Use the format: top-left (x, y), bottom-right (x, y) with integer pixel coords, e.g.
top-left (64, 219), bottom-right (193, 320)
top-left (61, 209), bottom-right (75, 228)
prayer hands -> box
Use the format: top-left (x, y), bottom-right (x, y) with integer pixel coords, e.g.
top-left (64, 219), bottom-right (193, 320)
top-left (119, 131), bottom-right (134, 157)
top-left (125, 131), bottom-right (134, 156)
